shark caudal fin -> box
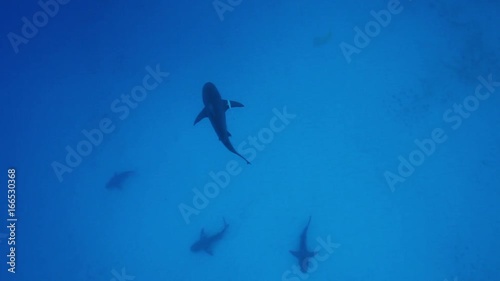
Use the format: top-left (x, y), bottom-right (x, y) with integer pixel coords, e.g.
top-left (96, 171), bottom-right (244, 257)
top-left (236, 152), bottom-right (251, 165)
top-left (221, 138), bottom-right (251, 165)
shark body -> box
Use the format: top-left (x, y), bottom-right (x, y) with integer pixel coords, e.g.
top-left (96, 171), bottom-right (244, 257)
top-left (106, 171), bottom-right (134, 189)
top-left (190, 218), bottom-right (229, 255)
top-left (194, 82), bottom-right (250, 164)
top-left (290, 216), bottom-right (317, 273)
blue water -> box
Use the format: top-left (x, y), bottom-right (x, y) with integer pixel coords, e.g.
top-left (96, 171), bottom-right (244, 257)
top-left (1, 0), bottom-right (499, 280)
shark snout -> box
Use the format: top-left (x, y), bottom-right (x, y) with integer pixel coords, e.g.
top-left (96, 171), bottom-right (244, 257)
top-left (202, 82), bottom-right (217, 92)
top-left (202, 82), bottom-right (221, 103)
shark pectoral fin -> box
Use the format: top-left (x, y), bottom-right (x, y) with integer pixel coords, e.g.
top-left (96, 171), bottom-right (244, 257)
top-left (290, 250), bottom-right (300, 257)
top-left (308, 251), bottom-right (317, 257)
top-left (194, 107), bottom-right (208, 125)
top-left (205, 248), bottom-right (213, 256)
top-left (227, 131), bottom-right (232, 137)
top-left (229, 100), bottom-right (244, 108)
top-left (223, 100), bottom-right (244, 111)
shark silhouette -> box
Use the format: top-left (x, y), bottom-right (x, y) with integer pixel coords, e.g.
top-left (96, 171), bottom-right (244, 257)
top-left (194, 82), bottom-right (250, 164)
top-left (105, 171), bottom-right (134, 189)
top-left (290, 216), bottom-right (317, 273)
top-left (190, 218), bottom-right (229, 255)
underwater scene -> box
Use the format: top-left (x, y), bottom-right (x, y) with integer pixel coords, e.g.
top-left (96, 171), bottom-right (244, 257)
top-left (1, 0), bottom-right (499, 280)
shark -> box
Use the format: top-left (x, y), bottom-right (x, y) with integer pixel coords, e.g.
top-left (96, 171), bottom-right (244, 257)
top-left (290, 216), bottom-right (317, 273)
top-left (190, 218), bottom-right (229, 256)
top-left (313, 29), bottom-right (332, 47)
top-left (194, 82), bottom-right (250, 164)
top-left (105, 171), bottom-right (134, 189)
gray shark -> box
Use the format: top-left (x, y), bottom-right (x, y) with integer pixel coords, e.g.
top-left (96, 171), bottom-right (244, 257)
top-left (194, 82), bottom-right (250, 164)
top-left (106, 171), bottom-right (134, 189)
top-left (290, 216), bottom-right (317, 273)
top-left (190, 218), bottom-right (229, 255)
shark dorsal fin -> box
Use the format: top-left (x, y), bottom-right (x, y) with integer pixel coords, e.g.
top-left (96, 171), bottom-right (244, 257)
top-left (200, 228), bottom-right (206, 238)
top-left (290, 250), bottom-right (300, 257)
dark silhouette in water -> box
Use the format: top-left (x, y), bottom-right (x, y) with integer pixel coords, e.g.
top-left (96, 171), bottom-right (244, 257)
top-left (194, 82), bottom-right (250, 164)
top-left (290, 216), bottom-right (317, 273)
top-left (313, 30), bottom-right (332, 47)
top-left (106, 171), bottom-right (134, 189)
top-left (190, 218), bottom-right (229, 255)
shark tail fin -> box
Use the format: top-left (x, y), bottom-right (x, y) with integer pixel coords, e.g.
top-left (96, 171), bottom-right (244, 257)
top-left (238, 153), bottom-right (251, 165)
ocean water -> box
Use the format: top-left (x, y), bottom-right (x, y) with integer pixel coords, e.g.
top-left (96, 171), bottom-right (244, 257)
top-left (1, 0), bottom-right (499, 280)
